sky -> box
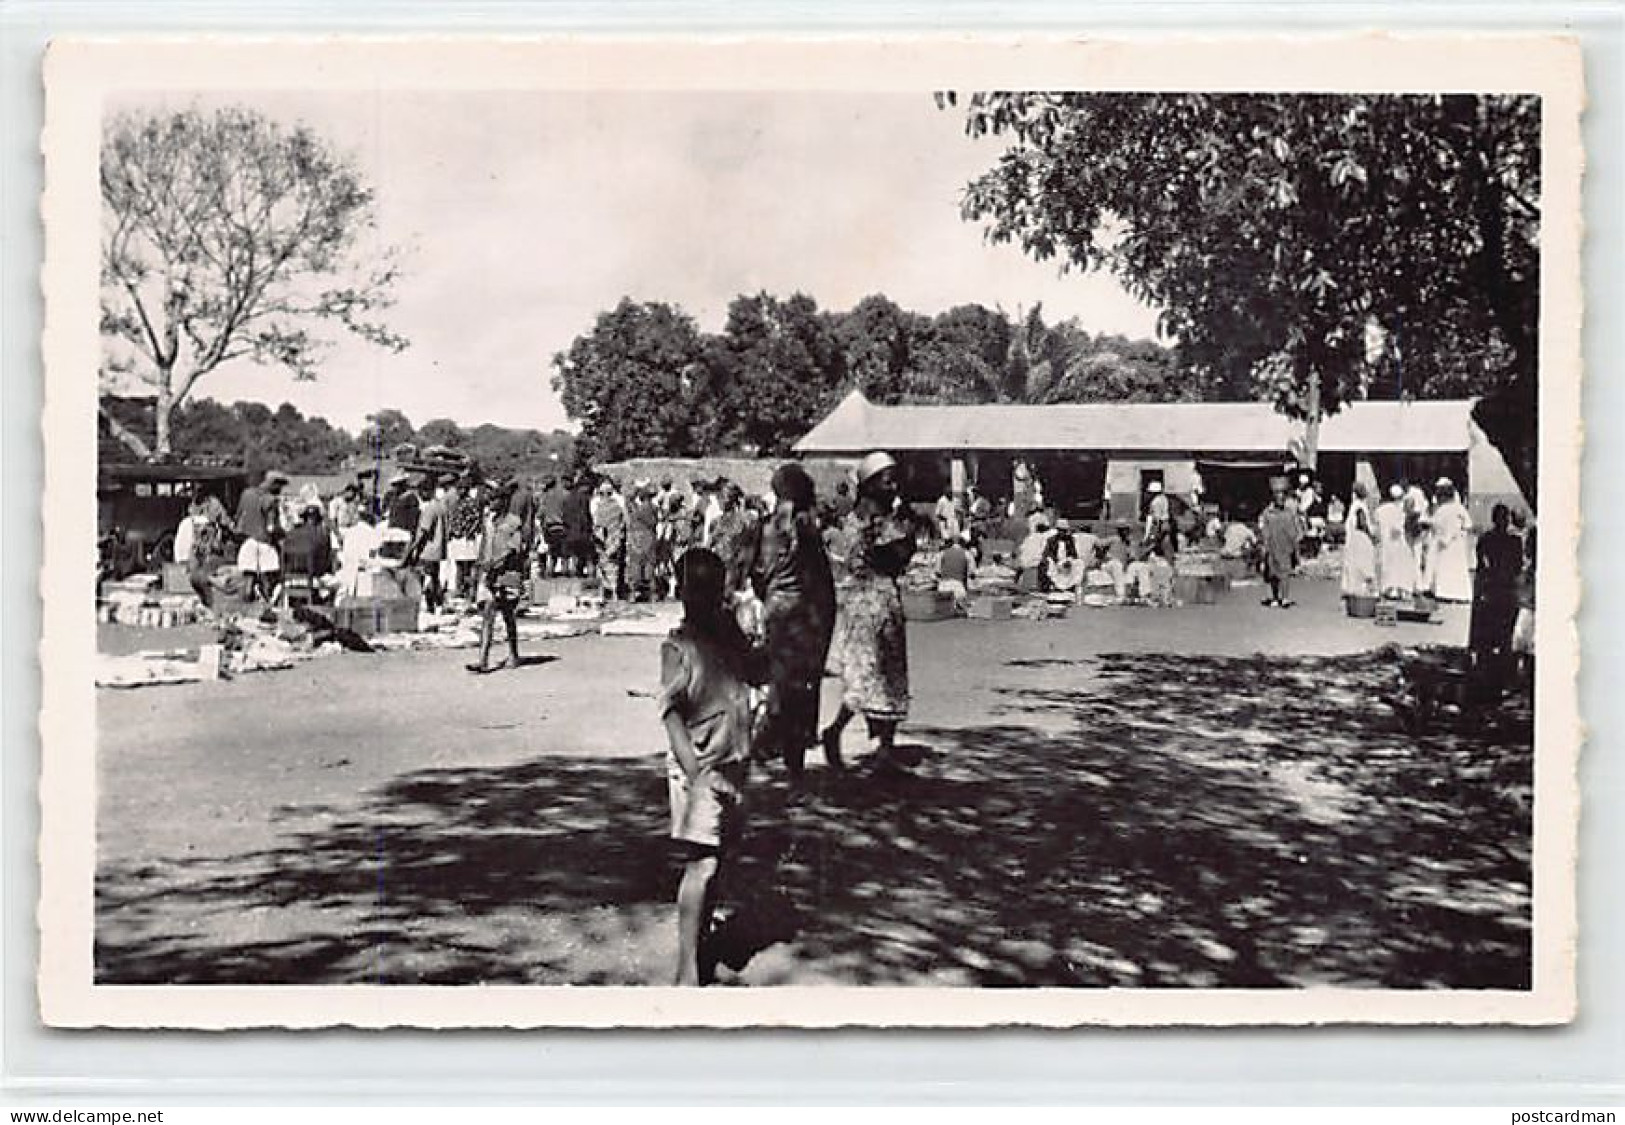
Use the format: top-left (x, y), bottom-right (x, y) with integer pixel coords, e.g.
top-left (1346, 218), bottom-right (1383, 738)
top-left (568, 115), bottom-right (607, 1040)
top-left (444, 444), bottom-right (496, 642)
top-left (115, 90), bottom-right (1163, 435)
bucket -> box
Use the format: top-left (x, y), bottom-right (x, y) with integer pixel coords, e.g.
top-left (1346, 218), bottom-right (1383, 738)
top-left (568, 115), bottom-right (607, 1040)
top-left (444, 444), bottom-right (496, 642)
top-left (1346, 594), bottom-right (1378, 619)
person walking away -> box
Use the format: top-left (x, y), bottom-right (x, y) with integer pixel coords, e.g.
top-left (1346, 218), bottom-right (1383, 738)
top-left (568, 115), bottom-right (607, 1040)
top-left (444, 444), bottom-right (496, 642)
top-left (1340, 481), bottom-right (1379, 604)
top-left (626, 481), bottom-right (660, 602)
top-left (407, 477), bottom-right (449, 614)
top-left (1374, 484), bottom-right (1415, 598)
top-left (820, 451), bottom-right (918, 775)
top-left (508, 477), bottom-right (539, 568)
top-left (1258, 480), bottom-right (1302, 608)
top-left (751, 463), bottom-right (838, 778)
top-left (234, 470), bottom-right (288, 603)
top-left (660, 547), bottom-right (764, 985)
top-left (538, 477), bottom-right (568, 578)
top-left (469, 484), bottom-right (528, 674)
top-left (591, 478), bottom-right (627, 601)
top-left (1469, 503), bottom-right (1524, 686)
top-left (1427, 479), bottom-right (1474, 603)
top-left (563, 476), bottom-right (595, 579)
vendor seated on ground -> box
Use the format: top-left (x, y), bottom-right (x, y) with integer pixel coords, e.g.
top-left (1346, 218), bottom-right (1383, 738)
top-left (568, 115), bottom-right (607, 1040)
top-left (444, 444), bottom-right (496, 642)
top-left (1220, 517), bottom-right (1258, 561)
top-left (1123, 544), bottom-right (1176, 606)
top-left (280, 502), bottom-right (337, 603)
top-left (937, 532), bottom-right (974, 611)
top-left (1015, 516), bottom-right (1056, 593)
top-left (1088, 523), bottom-right (1135, 598)
top-left (1043, 520), bottom-right (1085, 596)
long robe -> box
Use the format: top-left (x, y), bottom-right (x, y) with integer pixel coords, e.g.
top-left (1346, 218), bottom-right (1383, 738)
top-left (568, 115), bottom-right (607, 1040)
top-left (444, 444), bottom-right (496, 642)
top-left (1374, 499), bottom-right (1414, 596)
top-left (1428, 500), bottom-right (1474, 602)
top-left (1340, 497), bottom-right (1378, 597)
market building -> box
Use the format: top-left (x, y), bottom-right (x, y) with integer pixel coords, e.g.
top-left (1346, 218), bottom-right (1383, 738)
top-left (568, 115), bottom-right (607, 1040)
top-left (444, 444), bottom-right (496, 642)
top-left (794, 390), bottom-right (1525, 524)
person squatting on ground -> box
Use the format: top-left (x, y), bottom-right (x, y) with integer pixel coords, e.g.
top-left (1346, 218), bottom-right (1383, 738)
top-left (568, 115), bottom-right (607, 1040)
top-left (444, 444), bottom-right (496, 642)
top-left (660, 547), bottom-right (766, 986)
top-left (1258, 479), bottom-right (1304, 608)
top-left (820, 451), bottom-right (918, 776)
top-left (751, 463), bottom-right (838, 779)
top-left (468, 483), bottom-right (527, 674)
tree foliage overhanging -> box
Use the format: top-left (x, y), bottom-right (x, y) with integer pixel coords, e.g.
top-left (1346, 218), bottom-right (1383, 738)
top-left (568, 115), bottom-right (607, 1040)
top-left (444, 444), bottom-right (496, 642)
top-left (944, 91), bottom-right (1540, 496)
top-left (552, 293), bottom-right (1199, 463)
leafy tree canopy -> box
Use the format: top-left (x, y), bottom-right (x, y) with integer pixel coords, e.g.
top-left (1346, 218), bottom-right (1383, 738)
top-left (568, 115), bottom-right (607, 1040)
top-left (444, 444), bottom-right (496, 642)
top-left (100, 105), bottom-right (408, 459)
top-left (946, 91), bottom-right (1539, 489)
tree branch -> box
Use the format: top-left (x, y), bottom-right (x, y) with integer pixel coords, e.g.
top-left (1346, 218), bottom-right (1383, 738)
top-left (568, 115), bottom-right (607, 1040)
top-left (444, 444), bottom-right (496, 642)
top-left (98, 400), bottom-right (153, 460)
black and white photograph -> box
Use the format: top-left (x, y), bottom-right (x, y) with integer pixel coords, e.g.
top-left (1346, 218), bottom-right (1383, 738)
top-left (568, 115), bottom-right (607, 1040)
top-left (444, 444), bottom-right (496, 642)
top-left (39, 37), bottom-right (1582, 1026)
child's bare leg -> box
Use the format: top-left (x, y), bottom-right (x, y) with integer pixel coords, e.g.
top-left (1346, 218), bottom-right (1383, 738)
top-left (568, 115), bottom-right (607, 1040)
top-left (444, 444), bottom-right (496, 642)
top-left (471, 601), bottom-right (497, 671)
top-left (503, 603), bottom-right (521, 667)
top-left (675, 853), bottom-right (719, 986)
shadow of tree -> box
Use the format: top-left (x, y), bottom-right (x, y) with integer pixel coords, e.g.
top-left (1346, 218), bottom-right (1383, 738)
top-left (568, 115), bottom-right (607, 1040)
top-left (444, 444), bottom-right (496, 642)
top-left (97, 647), bottom-right (1531, 988)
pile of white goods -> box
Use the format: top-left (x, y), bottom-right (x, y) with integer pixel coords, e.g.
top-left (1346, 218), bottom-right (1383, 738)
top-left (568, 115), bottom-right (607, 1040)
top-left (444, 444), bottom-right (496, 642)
top-left (99, 575), bottom-right (206, 627)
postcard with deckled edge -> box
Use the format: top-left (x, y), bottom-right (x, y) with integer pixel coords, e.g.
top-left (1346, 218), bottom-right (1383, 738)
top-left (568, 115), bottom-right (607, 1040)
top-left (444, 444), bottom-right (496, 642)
top-left (40, 35), bottom-right (1581, 1027)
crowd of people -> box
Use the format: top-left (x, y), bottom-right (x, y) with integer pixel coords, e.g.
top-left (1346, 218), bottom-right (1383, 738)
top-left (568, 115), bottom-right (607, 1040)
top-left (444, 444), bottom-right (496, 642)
top-left (149, 451), bottom-right (1540, 987)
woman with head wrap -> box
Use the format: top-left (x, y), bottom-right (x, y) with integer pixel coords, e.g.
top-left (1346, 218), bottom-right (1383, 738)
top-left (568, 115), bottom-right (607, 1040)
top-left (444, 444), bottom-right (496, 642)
top-left (820, 451), bottom-right (918, 775)
top-left (1340, 481), bottom-right (1379, 602)
top-left (1427, 478), bottom-right (1474, 603)
top-left (1374, 483), bottom-right (1415, 597)
top-left (750, 463), bottom-right (838, 777)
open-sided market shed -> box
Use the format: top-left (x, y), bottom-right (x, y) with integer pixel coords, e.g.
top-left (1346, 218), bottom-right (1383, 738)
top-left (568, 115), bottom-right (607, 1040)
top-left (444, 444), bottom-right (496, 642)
top-left (794, 391), bottom-right (1525, 524)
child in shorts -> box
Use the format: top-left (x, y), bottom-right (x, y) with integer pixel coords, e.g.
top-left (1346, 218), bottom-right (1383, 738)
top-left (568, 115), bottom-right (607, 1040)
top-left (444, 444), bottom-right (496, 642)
top-left (660, 547), bottom-right (763, 986)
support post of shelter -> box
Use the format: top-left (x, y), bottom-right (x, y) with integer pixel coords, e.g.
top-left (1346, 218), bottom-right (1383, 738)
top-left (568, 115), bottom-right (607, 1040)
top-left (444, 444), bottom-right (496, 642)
top-left (950, 455), bottom-right (968, 498)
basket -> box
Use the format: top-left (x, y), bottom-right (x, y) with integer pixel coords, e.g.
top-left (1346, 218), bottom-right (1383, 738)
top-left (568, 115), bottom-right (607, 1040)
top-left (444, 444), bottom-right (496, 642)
top-left (902, 589), bottom-right (957, 622)
top-left (1346, 593), bottom-right (1378, 618)
top-left (333, 596), bottom-right (420, 637)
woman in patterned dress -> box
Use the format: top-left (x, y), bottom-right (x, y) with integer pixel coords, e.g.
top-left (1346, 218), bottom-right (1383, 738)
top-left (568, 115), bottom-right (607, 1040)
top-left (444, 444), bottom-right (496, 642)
top-left (820, 452), bottom-right (918, 774)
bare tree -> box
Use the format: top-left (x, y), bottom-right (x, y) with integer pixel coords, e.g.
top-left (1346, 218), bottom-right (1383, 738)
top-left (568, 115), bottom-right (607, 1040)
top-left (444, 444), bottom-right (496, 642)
top-left (100, 105), bottom-right (408, 458)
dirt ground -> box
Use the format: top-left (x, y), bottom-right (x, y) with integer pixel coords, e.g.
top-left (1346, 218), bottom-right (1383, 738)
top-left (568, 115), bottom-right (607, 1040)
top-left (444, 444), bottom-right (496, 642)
top-left (94, 578), bottom-right (1533, 988)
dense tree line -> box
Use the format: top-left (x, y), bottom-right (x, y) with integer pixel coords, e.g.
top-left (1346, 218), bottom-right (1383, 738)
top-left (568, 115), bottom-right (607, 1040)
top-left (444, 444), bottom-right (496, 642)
top-left (99, 396), bottom-right (574, 482)
top-left (552, 293), bottom-right (1194, 463)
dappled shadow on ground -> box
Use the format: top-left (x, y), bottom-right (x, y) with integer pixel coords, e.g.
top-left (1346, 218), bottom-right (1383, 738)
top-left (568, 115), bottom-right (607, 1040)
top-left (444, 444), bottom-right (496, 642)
top-left (97, 647), bottom-right (1531, 988)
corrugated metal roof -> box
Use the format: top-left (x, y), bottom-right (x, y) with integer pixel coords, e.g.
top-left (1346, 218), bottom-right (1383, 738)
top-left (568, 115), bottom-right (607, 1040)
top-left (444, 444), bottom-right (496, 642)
top-left (794, 391), bottom-right (1475, 456)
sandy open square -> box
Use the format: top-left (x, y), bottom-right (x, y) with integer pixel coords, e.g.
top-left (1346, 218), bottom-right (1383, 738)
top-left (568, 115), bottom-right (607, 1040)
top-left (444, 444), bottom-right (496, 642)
top-left (93, 578), bottom-right (1531, 989)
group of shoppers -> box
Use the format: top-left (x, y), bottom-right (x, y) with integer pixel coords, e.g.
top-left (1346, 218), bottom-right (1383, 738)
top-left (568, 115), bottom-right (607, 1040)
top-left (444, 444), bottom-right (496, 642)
top-left (658, 451), bottom-right (917, 984)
